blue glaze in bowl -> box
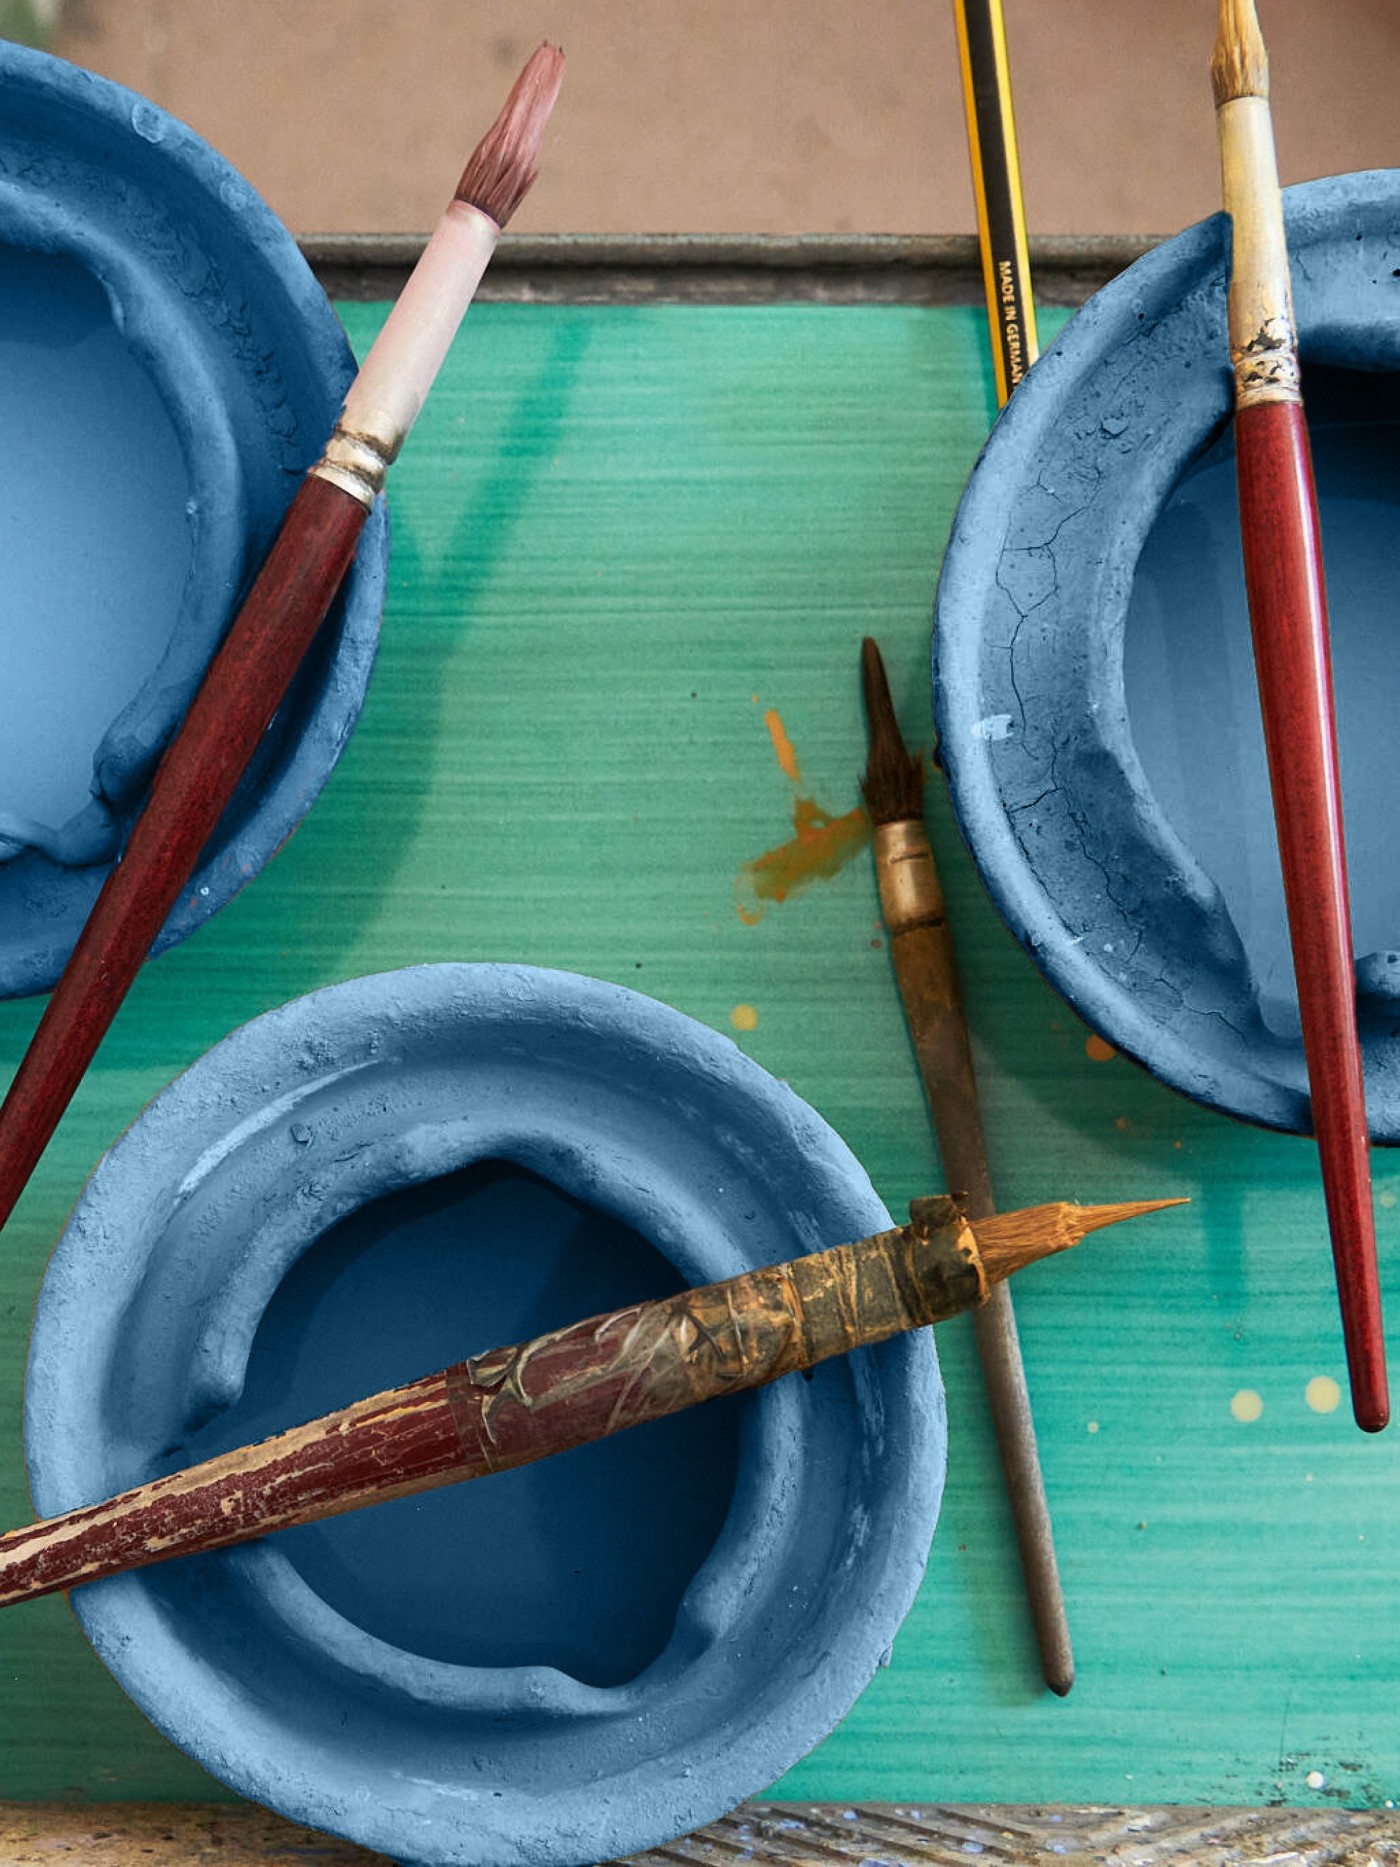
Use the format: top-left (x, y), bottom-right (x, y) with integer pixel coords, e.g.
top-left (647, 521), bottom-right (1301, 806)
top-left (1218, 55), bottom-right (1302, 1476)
top-left (25, 965), bottom-right (944, 1867)
top-left (0, 42), bottom-right (387, 997)
top-left (934, 171), bottom-right (1400, 1137)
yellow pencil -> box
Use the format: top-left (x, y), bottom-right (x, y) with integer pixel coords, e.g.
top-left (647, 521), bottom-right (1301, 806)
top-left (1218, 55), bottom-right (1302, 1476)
top-left (953, 0), bottom-right (1039, 404)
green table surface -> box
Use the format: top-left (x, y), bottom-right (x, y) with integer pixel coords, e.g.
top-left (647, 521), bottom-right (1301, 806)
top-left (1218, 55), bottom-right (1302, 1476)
top-left (2, 299), bottom-right (1397, 1816)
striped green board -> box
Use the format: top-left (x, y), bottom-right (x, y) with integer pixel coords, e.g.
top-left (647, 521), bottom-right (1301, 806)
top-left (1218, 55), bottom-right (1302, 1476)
top-left (1, 302), bottom-right (1396, 1811)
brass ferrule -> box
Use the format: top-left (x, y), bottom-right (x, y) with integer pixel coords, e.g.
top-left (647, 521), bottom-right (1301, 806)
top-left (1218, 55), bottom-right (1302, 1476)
top-left (309, 413), bottom-right (404, 510)
top-left (874, 818), bottom-right (946, 935)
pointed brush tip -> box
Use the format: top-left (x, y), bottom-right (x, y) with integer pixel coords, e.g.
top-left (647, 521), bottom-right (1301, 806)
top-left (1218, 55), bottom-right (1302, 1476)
top-left (1073, 1196), bottom-right (1190, 1238)
top-left (858, 636), bottom-right (901, 751)
top-left (455, 42), bottom-right (566, 226)
top-left (859, 635), bottom-right (892, 713)
top-left (857, 637), bottom-right (923, 824)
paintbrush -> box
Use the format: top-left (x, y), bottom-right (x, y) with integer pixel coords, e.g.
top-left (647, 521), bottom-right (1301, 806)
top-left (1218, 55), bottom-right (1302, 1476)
top-left (0, 1193), bottom-right (1182, 1609)
top-left (0, 43), bottom-right (565, 1240)
top-left (1212, 0), bottom-right (1385, 1431)
top-left (861, 638), bottom-right (1073, 1694)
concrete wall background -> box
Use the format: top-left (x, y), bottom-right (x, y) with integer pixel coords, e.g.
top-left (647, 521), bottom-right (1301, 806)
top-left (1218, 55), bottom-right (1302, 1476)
top-left (33, 2), bottom-right (1400, 238)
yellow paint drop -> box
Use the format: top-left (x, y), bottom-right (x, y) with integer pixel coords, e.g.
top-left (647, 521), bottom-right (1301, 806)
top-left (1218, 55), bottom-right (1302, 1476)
top-left (1085, 1034), bottom-right (1117, 1062)
top-left (1231, 1389), bottom-right (1264, 1423)
top-left (730, 1004), bottom-right (759, 1033)
top-left (1305, 1375), bottom-right (1342, 1414)
top-left (1380, 1189), bottom-right (1397, 1209)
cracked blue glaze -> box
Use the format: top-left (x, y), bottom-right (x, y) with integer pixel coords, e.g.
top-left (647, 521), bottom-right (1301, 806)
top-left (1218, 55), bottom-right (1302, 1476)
top-left (24, 964), bottom-right (944, 1867)
top-left (934, 171), bottom-right (1400, 1137)
top-left (0, 42), bottom-right (386, 996)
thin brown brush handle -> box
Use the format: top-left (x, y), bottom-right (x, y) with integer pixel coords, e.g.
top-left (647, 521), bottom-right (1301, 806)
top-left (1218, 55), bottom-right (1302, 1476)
top-left (874, 816), bottom-right (1073, 1694)
top-left (1235, 402), bottom-right (1385, 1430)
top-left (0, 1197), bottom-right (992, 1607)
top-left (0, 476), bottom-right (367, 1233)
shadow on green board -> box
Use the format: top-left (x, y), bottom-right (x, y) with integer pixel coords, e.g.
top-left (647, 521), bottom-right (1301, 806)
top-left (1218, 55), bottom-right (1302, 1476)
top-left (211, 311), bottom-right (593, 994)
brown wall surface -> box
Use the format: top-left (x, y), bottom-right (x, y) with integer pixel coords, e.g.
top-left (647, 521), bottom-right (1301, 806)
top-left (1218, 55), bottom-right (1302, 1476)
top-left (44, 1), bottom-right (1400, 238)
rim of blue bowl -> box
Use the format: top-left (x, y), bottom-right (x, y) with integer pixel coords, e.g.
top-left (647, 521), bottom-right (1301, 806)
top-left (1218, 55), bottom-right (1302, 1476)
top-left (933, 170), bottom-right (1400, 1138)
top-left (24, 964), bottom-right (945, 1867)
top-left (0, 42), bottom-right (387, 997)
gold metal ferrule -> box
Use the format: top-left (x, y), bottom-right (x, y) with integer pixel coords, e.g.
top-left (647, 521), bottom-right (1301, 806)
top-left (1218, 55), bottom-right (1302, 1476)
top-left (874, 818), bottom-right (946, 936)
top-left (309, 413), bottom-right (404, 509)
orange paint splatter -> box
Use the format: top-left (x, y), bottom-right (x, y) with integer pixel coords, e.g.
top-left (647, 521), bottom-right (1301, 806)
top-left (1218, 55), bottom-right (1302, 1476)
top-left (1085, 1034), bottom-right (1117, 1062)
top-left (737, 799), bottom-right (871, 922)
top-left (730, 1003), bottom-right (759, 1032)
top-left (763, 708), bottom-right (802, 784)
top-left (736, 699), bottom-right (870, 921)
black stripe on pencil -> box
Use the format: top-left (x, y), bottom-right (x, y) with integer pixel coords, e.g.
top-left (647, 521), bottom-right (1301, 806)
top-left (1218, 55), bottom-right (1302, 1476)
top-left (953, 0), bottom-right (1039, 400)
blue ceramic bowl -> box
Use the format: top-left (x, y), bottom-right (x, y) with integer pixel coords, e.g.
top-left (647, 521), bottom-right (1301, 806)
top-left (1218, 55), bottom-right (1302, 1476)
top-left (0, 43), bottom-right (387, 997)
top-left (935, 171), bottom-right (1400, 1137)
top-left (25, 964), bottom-right (944, 1867)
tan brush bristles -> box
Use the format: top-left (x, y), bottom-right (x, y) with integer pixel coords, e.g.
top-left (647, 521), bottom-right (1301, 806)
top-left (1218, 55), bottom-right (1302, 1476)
top-left (1211, 0), bottom-right (1268, 107)
top-left (973, 1198), bottom-right (1188, 1285)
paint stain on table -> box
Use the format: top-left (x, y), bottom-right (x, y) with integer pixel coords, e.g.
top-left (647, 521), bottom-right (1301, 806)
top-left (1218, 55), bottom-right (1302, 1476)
top-left (736, 703), bottom-right (870, 922)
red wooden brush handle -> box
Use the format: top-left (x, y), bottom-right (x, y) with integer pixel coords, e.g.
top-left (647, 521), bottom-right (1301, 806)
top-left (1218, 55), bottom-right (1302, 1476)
top-left (1235, 398), bottom-right (1387, 1431)
top-left (0, 474), bottom-right (368, 1233)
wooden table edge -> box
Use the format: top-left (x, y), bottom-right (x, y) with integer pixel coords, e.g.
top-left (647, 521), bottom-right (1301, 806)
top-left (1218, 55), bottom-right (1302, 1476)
top-left (1, 1798), bottom-right (1396, 1864)
top-left (300, 230), bottom-right (1164, 306)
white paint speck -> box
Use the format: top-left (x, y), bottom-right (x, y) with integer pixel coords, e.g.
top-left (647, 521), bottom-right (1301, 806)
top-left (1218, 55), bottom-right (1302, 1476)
top-left (129, 101), bottom-right (165, 143)
top-left (971, 713), bottom-right (1014, 741)
top-left (1306, 1770), bottom-right (1326, 1790)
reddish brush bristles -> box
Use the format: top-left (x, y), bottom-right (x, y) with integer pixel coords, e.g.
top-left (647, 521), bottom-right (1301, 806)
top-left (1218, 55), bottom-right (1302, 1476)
top-left (456, 41), bottom-right (565, 227)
